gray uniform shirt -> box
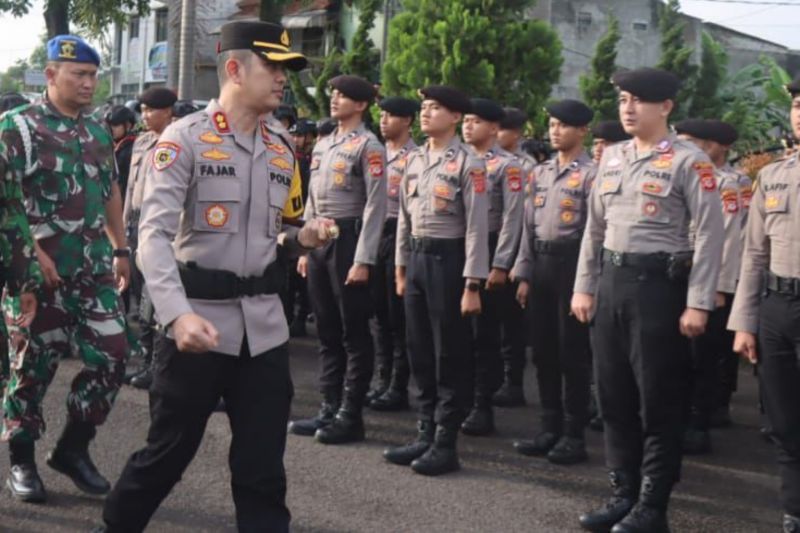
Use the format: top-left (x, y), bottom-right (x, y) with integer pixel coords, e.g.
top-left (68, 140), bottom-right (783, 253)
top-left (138, 99), bottom-right (303, 357)
top-left (386, 138), bottom-right (417, 219)
top-left (479, 145), bottom-right (524, 271)
top-left (305, 122), bottom-right (387, 265)
top-left (395, 135), bottom-right (490, 280)
top-left (574, 135), bottom-right (724, 311)
top-left (728, 155), bottom-right (800, 333)
top-left (512, 153), bottom-right (596, 282)
top-left (716, 166), bottom-right (747, 294)
top-left (123, 131), bottom-right (158, 238)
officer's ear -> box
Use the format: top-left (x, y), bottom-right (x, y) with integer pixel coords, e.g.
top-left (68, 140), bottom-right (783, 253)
top-left (355, 100), bottom-right (369, 114)
top-left (450, 111), bottom-right (463, 128)
top-left (661, 99), bottom-right (674, 118)
top-left (44, 62), bottom-right (60, 84)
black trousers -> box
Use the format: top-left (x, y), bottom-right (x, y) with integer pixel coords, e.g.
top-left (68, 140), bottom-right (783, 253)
top-left (370, 218), bottom-right (409, 390)
top-left (759, 290), bottom-right (800, 516)
top-left (405, 239), bottom-right (474, 427)
top-left (474, 232), bottom-right (525, 398)
top-left (528, 249), bottom-right (591, 436)
top-left (592, 263), bottom-right (690, 487)
top-left (688, 296), bottom-right (734, 430)
top-left (102, 339), bottom-right (293, 533)
top-left (280, 259), bottom-right (309, 325)
top-left (306, 221), bottom-right (374, 400)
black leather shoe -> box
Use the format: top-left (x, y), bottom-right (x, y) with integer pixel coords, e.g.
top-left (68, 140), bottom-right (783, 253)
top-left (514, 431), bottom-right (560, 456)
top-left (784, 514), bottom-right (800, 533)
top-left (370, 388), bottom-right (409, 411)
top-left (579, 470), bottom-right (638, 532)
top-left (682, 428), bottom-right (711, 455)
top-left (547, 436), bottom-right (588, 465)
top-left (461, 405), bottom-right (495, 436)
top-left (7, 463), bottom-right (46, 503)
top-left (315, 407), bottom-right (365, 444)
top-left (492, 382), bottom-right (525, 407)
top-left (366, 384), bottom-right (388, 404)
top-left (288, 401), bottom-right (339, 436)
top-left (611, 503), bottom-right (670, 533)
top-left (384, 420), bottom-right (435, 465)
top-left (410, 425), bottom-right (460, 476)
top-left (46, 449), bottom-right (110, 495)
top-left (123, 366), bottom-right (145, 385)
top-left (130, 368), bottom-right (153, 390)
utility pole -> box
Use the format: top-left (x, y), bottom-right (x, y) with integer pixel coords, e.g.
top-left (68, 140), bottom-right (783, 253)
top-left (177, 0), bottom-right (196, 99)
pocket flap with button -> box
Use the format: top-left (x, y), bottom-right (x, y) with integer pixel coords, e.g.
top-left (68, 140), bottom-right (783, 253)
top-left (765, 192), bottom-right (788, 213)
top-left (432, 181), bottom-right (457, 201)
top-left (640, 180), bottom-right (671, 198)
top-left (197, 179), bottom-right (240, 202)
top-left (599, 176), bottom-right (621, 195)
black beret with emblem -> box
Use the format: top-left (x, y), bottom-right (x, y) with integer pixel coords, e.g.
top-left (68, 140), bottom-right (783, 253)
top-left (786, 75), bottom-right (800, 97)
top-left (379, 96), bottom-right (419, 118)
top-left (329, 75), bottom-right (377, 103)
top-left (675, 118), bottom-right (738, 146)
top-left (218, 21), bottom-right (307, 71)
top-left (591, 120), bottom-right (631, 143)
top-left (500, 107), bottom-right (527, 130)
top-left (468, 98), bottom-right (505, 123)
top-left (612, 67), bottom-right (680, 103)
top-left (545, 99), bottom-right (594, 127)
top-left (138, 87), bottom-right (178, 110)
top-left (418, 85), bottom-right (471, 114)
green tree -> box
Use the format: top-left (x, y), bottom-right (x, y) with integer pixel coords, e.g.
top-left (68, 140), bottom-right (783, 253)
top-left (0, 0), bottom-right (149, 38)
top-left (382, 0), bottom-right (562, 131)
top-left (656, 0), bottom-right (696, 119)
top-left (340, 0), bottom-right (382, 80)
top-left (579, 15), bottom-right (620, 122)
top-left (688, 32), bottom-right (727, 119)
top-left (260, 0), bottom-right (290, 23)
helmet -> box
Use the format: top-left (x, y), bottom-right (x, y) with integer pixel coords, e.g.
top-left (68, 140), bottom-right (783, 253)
top-left (173, 99), bottom-right (200, 118)
top-left (289, 118), bottom-right (317, 136)
top-left (105, 105), bottom-right (137, 126)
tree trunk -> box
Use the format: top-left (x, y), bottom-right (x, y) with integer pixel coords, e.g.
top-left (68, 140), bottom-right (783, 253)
top-left (44, 0), bottom-right (70, 39)
top-left (260, 0), bottom-right (283, 23)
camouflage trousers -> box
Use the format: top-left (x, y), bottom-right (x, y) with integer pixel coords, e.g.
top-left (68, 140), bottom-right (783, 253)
top-left (2, 273), bottom-right (128, 443)
top-left (0, 319), bottom-right (7, 398)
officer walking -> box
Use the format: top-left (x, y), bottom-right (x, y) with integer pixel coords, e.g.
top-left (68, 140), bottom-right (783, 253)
top-left (105, 105), bottom-right (137, 200)
top-left (512, 99), bottom-right (596, 464)
top-left (571, 68), bottom-right (724, 533)
top-left (591, 120), bottom-right (631, 164)
top-left (461, 98), bottom-right (524, 435)
top-left (383, 85), bottom-right (488, 476)
top-left (368, 96), bottom-right (418, 412)
top-left (2, 35), bottom-right (131, 503)
top-left (289, 75), bottom-right (387, 444)
top-left (728, 76), bottom-right (800, 533)
top-left (98, 21), bottom-right (334, 533)
top-left (674, 118), bottom-right (748, 454)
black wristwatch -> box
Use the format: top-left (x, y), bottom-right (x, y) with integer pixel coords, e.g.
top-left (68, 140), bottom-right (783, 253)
top-left (113, 247), bottom-right (132, 258)
top-left (466, 281), bottom-right (481, 293)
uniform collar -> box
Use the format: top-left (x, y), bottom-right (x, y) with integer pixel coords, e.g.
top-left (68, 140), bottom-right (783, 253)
top-left (40, 91), bottom-right (86, 123)
top-left (423, 134), bottom-right (461, 169)
top-left (387, 137), bottom-right (415, 163)
top-left (331, 122), bottom-right (368, 147)
top-left (624, 134), bottom-right (677, 162)
top-left (206, 99), bottom-right (233, 136)
top-left (550, 151), bottom-right (591, 177)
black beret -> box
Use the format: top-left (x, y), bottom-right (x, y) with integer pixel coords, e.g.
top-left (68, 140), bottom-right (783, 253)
top-left (0, 92), bottom-right (28, 113)
top-left (138, 87), bottom-right (177, 110)
top-left (172, 99), bottom-right (199, 118)
top-left (612, 68), bottom-right (680, 102)
top-left (546, 99), bottom-right (594, 127)
top-left (786, 75), bottom-right (800, 97)
top-left (290, 118), bottom-right (317, 136)
top-left (105, 105), bottom-right (137, 126)
top-left (418, 85), bottom-right (471, 114)
top-left (329, 75), bottom-right (377, 103)
top-left (500, 107), bottom-right (527, 130)
top-left (219, 21), bottom-right (307, 71)
top-left (675, 118), bottom-right (738, 146)
top-left (317, 118), bottom-right (337, 136)
top-left (591, 120), bottom-right (631, 143)
top-left (379, 96), bottom-right (419, 118)
top-left (468, 98), bottom-right (505, 123)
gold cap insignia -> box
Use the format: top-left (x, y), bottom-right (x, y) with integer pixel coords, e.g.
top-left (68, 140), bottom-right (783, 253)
top-left (59, 40), bottom-right (77, 59)
top-left (280, 30), bottom-right (290, 47)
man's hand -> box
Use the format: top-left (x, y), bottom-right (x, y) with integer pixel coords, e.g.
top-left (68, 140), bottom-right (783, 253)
top-left (733, 331), bottom-right (758, 364)
top-left (172, 313), bottom-right (220, 353)
top-left (679, 308), bottom-right (709, 338)
top-left (297, 255), bottom-right (308, 278)
top-left (395, 266), bottom-right (406, 297)
top-left (715, 292), bottom-right (727, 309)
top-left (345, 263), bottom-right (369, 286)
top-left (35, 244), bottom-right (62, 289)
top-left (570, 292), bottom-right (595, 324)
top-left (516, 281), bottom-right (530, 309)
top-left (16, 292), bottom-right (37, 328)
top-left (486, 268), bottom-right (508, 291)
top-left (113, 257), bottom-right (131, 292)
top-left (298, 217), bottom-right (337, 248)
top-left (461, 289), bottom-right (481, 316)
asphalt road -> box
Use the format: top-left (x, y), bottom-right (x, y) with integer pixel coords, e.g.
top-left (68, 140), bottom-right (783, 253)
top-left (0, 330), bottom-right (784, 532)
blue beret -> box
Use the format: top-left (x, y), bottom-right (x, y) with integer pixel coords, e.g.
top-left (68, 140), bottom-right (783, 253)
top-left (47, 35), bottom-right (100, 66)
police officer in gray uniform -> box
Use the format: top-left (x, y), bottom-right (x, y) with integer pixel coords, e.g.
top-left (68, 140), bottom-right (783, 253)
top-left (572, 68), bottom-right (723, 533)
top-left (289, 75), bottom-right (387, 444)
top-left (512, 99), bottom-right (596, 465)
top-left (383, 85), bottom-right (488, 476)
top-left (461, 98), bottom-right (524, 435)
top-left (591, 120), bottom-right (632, 165)
top-left (98, 21), bottom-right (334, 533)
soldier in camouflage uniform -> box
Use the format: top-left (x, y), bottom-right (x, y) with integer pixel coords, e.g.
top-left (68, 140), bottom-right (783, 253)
top-left (2, 35), bottom-right (130, 504)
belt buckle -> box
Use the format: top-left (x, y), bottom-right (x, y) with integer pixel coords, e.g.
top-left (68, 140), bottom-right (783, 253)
top-left (610, 251), bottom-right (623, 267)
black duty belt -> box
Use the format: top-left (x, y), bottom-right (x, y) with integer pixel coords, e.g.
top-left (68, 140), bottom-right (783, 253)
top-left (410, 237), bottom-right (465, 255)
top-left (767, 272), bottom-right (800, 297)
top-left (334, 217), bottom-right (362, 233)
top-left (179, 260), bottom-right (285, 300)
top-left (383, 217), bottom-right (398, 236)
top-left (533, 239), bottom-right (581, 255)
top-left (602, 248), bottom-right (693, 280)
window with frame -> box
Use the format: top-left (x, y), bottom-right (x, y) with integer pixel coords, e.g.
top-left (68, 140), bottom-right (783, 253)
top-left (129, 16), bottom-right (140, 39)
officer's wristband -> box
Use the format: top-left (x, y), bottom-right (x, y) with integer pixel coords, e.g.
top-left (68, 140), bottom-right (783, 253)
top-left (113, 247), bottom-right (132, 258)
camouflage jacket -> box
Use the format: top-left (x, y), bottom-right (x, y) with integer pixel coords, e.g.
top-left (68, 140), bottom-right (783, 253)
top-left (2, 96), bottom-right (115, 279)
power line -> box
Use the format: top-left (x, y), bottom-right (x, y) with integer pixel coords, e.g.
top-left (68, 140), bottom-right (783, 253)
top-left (685, 0), bottom-right (800, 5)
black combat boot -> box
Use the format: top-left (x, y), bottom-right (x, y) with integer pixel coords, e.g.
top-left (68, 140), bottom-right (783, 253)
top-left (369, 387), bottom-right (409, 411)
top-left (366, 364), bottom-right (391, 404)
top-left (7, 440), bottom-right (46, 503)
top-left (492, 381), bottom-right (525, 408)
top-left (384, 420), bottom-right (435, 465)
top-left (588, 415), bottom-right (604, 432)
top-left (411, 425), bottom-right (460, 476)
top-left (547, 436), bottom-right (588, 465)
top-left (514, 418), bottom-right (562, 457)
top-left (315, 395), bottom-right (365, 445)
top-left (682, 428), bottom-right (711, 455)
top-left (784, 514), bottom-right (800, 533)
top-left (461, 396), bottom-right (495, 436)
top-left (610, 475), bottom-right (671, 533)
top-left (287, 394), bottom-right (340, 436)
top-left (46, 420), bottom-right (110, 495)
top-left (578, 470), bottom-right (639, 532)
